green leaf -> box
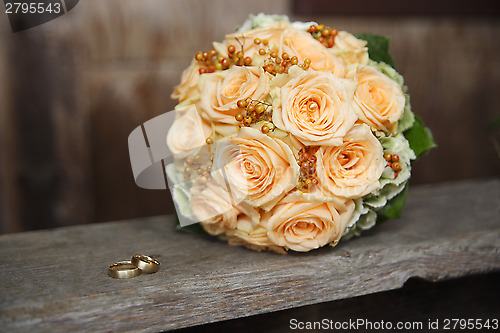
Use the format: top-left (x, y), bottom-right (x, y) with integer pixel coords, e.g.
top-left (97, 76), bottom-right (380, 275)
top-left (403, 115), bottom-right (437, 158)
top-left (174, 216), bottom-right (209, 236)
top-left (488, 114), bottom-right (500, 131)
top-left (377, 183), bottom-right (409, 219)
top-left (355, 33), bottom-right (395, 68)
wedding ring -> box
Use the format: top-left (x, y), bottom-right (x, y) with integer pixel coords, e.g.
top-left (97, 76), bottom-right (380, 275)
top-left (108, 261), bottom-right (142, 279)
top-left (131, 254), bottom-right (160, 273)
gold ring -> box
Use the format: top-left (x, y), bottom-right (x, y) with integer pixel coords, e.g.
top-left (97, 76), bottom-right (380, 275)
top-left (108, 261), bottom-right (142, 279)
top-left (131, 254), bottom-right (160, 273)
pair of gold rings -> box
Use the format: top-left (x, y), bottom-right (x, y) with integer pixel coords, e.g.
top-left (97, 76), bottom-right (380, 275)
top-left (108, 254), bottom-right (160, 279)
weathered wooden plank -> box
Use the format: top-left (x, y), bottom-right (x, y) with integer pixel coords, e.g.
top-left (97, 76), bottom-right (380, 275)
top-left (177, 272), bottom-right (500, 332)
top-left (0, 17), bottom-right (93, 233)
top-left (0, 179), bottom-right (499, 332)
top-left (0, 14), bottom-right (20, 234)
top-left (7, 30), bottom-right (63, 232)
top-left (84, 68), bottom-right (178, 222)
top-left (293, 0), bottom-right (500, 16)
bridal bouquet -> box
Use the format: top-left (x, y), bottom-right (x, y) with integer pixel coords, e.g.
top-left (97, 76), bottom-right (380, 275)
top-left (166, 14), bottom-right (435, 253)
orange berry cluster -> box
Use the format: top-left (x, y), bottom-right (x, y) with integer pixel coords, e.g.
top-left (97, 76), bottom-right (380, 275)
top-left (194, 49), bottom-right (226, 74)
top-left (227, 43), bottom-right (253, 66)
top-left (252, 37), bottom-right (311, 75)
top-left (296, 148), bottom-right (319, 192)
top-left (184, 152), bottom-right (212, 184)
top-left (195, 43), bottom-right (254, 74)
top-left (253, 37), bottom-right (269, 54)
top-left (384, 153), bottom-right (402, 178)
top-left (235, 98), bottom-right (273, 133)
top-left (261, 51), bottom-right (311, 75)
top-left (195, 37), bottom-right (313, 76)
top-left (307, 24), bottom-right (338, 48)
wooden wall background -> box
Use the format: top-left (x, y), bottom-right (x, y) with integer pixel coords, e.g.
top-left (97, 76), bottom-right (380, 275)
top-left (0, 0), bottom-right (499, 234)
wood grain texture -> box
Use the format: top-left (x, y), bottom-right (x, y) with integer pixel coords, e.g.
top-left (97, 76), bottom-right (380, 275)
top-left (293, 0), bottom-right (500, 16)
top-left (0, 14), bottom-right (20, 234)
top-left (0, 179), bottom-right (499, 332)
top-left (1, 1), bottom-right (500, 234)
top-left (84, 68), bottom-right (178, 222)
top-left (175, 272), bottom-right (500, 332)
top-left (0, 14), bottom-right (93, 233)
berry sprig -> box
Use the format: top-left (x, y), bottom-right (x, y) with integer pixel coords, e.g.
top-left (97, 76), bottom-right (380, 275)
top-left (183, 153), bottom-right (211, 183)
top-left (249, 37), bottom-right (311, 75)
top-left (195, 49), bottom-right (230, 74)
top-left (227, 43), bottom-right (253, 67)
top-left (307, 24), bottom-right (338, 48)
top-left (195, 38), bottom-right (257, 74)
top-left (261, 51), bottom-right (311, 75)
top-left (384, 153), bottom-right (402, 178)
top-left (196, 37), bottom-right (313, 76)
top-left (296, 148), bottom-right (319, 192)
top-left (183, 138), bottom-right (215, 184)
top-left (235, 98), bottom-right (274, 133)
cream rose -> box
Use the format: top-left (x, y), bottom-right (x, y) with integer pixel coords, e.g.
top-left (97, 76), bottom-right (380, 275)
top-left (332, 31), bottom-right (369, 66)
top-left (346, 64), bottom-right (405, 133)
top-left (226, 217), bottom-right (286, 254)
top-left (171, 59), bottom-right (202, 103)
top-left (166, 105), bottom-right (211, 159)
top-left (211, 127), bottom-right (299, 210)
top-left (316, 124), bottom-right (385, 199)
top-left (262, 195), bottom-right (354, 252)
top-left (225, 22), bottom-right (288, 58)
top-left (272, 69), bottom-right (358, 146)
top-left (198, 66), bottom-right (269, 125)
top-left (190, 179), bottom-right (259, 236)
top-left (280, 27), bottom-right (345, 77)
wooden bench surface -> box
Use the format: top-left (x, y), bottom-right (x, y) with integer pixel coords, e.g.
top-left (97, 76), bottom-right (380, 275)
top-left (0, 179), bottom-right (499, 332)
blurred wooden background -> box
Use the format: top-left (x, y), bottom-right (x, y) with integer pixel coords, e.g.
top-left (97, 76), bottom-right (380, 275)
top-left (0, 0), bottom-right (499, 234)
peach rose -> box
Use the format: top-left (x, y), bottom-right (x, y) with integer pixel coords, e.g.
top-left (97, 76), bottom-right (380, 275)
top-left (225, 22), bottom-right (288, 58)
top-left (166, 105), bottom-right (211, 159)
top-left (211, 127), bottom-right (299, 210)
top-left (262, 195), bottom-right (354, 252)
top-left (332, 31), bottom-right (369, 66)
top-left (280, 27), bottom-right (345, 77)
top-left (346, 64), bottom-right (405, 133)
top-left (272, 69), bottom-right (358, 146)
top-left (171, 59), bottom-right (202, 103)
top-left (198, 66), bottom-right (269, 125)
top-left (316, 124), bottom-right (385, 199)
top-left (190, 179), bottom-right (259, 236)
